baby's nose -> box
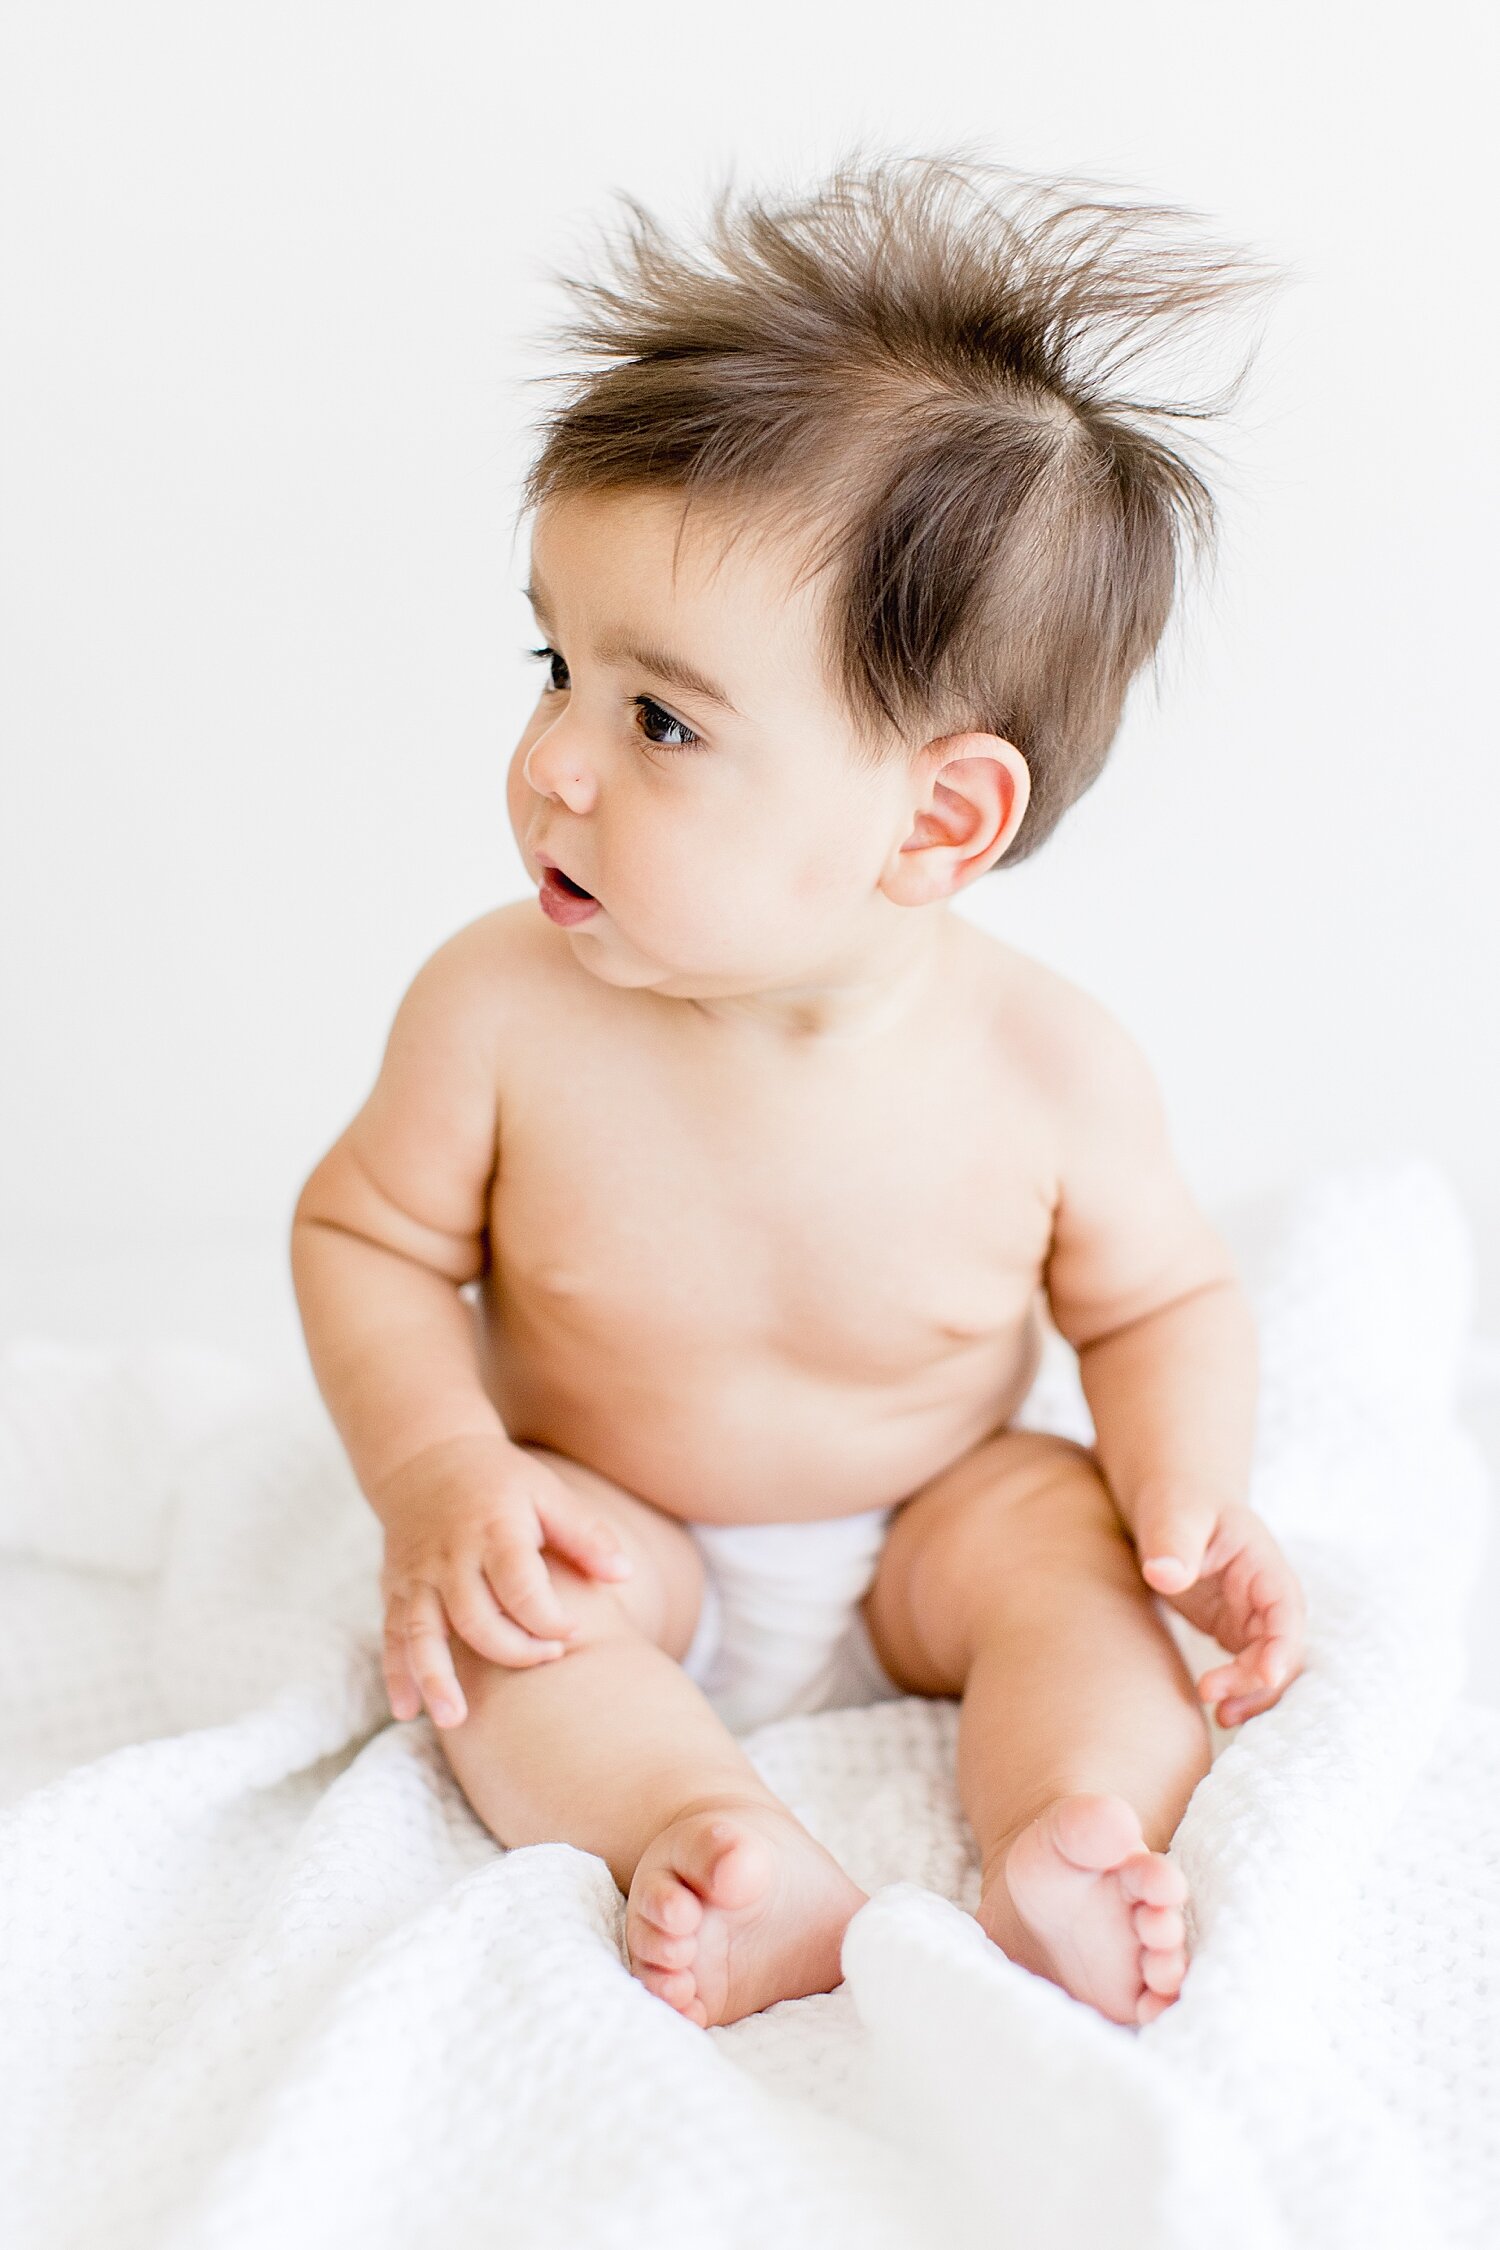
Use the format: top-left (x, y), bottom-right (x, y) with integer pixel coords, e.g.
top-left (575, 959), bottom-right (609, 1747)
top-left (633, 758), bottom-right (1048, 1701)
top-left (524, 725), bottom-right (597, 809)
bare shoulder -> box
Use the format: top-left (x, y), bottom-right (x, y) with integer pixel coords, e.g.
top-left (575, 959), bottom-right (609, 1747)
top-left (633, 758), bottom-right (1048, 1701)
top-left (367, 900), bottom-right (570, 1136)
top-left (959, 927), bottom-right (1237, 1345)
top-left (421, 895), bottom-right (548, 979)
top-left (958, 918), bottom-right (1156, 1135)
top-left (406, 899), bottom-right (562, 1033)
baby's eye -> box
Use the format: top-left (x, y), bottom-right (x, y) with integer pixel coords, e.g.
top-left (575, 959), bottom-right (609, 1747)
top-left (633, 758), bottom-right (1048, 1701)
top-left (526, 644), bottom-right (570, 694)
top-left (524, 647), bottom-right (701, 753)
top-left (634, 696), bottom-right (702, 753)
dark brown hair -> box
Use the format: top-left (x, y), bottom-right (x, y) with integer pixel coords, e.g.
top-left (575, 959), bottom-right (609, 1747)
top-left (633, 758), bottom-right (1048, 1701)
top-left (519, 149), bottom-right (1270, 865)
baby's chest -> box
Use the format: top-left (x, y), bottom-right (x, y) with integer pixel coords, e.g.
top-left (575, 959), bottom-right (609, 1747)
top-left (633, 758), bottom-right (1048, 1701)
top-left (489, 1050), bottom-right (1055, 1382)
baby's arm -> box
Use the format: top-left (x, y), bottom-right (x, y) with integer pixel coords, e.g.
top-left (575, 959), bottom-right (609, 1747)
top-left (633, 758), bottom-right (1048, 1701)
top-left (1042, 1007), bottom-right (1305, 1724)
top-left (291, 919), bottom-right (631, 1724)
top-left (291, 921), bottom-right (515, 1495)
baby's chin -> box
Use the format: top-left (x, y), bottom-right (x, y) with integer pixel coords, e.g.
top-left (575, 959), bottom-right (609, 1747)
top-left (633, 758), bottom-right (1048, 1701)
top-left (555, 918), bottom-right (705, 994)
top-left (555, 911), bottom-right (767, 998)
top-left (572, 946), bottom-right (676, 991)
top-left (586, 955), bottom-right (761, 1000)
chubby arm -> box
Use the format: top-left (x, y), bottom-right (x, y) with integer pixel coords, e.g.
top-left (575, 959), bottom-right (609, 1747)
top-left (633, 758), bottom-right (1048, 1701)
top-left (290, 916), bottom-right (517, 1512)
top-left (292, 916), bottom-right (634, 1725)
top-left (1043, 1006), bottom-right (1303, 1724)
top-left (1043, 1009), bottom-right (1256, 1542)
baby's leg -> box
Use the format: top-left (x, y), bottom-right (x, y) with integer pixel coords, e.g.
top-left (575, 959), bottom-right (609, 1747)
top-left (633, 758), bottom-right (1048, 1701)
top-left (437, 1445), bottom-right (866, 2027)
top-left (862, 1430), bottom-right (1211, 2027)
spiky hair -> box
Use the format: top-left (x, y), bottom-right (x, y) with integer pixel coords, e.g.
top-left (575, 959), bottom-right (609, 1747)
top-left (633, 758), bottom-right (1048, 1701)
top-left (520, 149), bottom-right (1271, 864)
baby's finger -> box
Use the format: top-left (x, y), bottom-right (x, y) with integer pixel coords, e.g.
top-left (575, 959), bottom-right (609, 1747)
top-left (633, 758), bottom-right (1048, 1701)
top-left (1213, 1643), bottom-right (1295, 1723)
top-left (1255, 1635), bottom-right (1294, 1688)
top-left (534, 1489), bottom-right (633, 1585)
top-left (1137, 1491), bottom-right (1237, 1593)
top-left (402, 1583), bottom-right (467, 1729)
top-left (1215, 1681), bottom-right (1283, 1727)
top-left (1261, 1588), bottom-right (1307, 1665)
top-left (483, 1538), bottom-right (577, 1645)
top-left (1138, 1525), bottom-right (1214, 1593)
top-left (1196, 1656), bottom-right (1260, 1706)
top-left (446, 1579), bottom-right (567, 1669)
top-left (381, 1604), bottom-right (423, 1722)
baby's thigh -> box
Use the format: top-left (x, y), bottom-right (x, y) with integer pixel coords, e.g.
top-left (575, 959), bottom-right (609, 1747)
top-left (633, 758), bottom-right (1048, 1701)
top-left (862, 1429), bottom-right (1133, 1694)
top-left (511, 1442), bottom-right (707, 1663)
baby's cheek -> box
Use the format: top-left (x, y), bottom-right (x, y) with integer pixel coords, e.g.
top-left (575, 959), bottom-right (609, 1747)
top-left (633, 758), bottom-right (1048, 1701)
top-left (783, 797), bottom-right (888, 914)
top-left (505, 744), bottom-right (533, 839)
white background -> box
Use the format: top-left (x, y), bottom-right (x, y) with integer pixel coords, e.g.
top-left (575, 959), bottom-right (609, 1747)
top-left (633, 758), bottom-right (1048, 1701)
top-left (2, 0), bottom-right (1496, 1396)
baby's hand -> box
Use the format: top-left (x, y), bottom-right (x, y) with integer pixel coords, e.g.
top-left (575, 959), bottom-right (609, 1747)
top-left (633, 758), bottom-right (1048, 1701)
top-left (374, 1433), bottom-right (632, 1730)
top-left (1131, 1493), bottom-right (1307, 1728)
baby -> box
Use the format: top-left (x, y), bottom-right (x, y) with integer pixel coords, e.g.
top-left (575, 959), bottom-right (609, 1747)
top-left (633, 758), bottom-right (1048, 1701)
top-left (291, 154), bottom-right (1306, 2033)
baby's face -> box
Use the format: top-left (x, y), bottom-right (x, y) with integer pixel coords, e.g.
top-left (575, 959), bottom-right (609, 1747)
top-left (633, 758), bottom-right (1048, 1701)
top-left (507, 487), bottom-right (937, 1006)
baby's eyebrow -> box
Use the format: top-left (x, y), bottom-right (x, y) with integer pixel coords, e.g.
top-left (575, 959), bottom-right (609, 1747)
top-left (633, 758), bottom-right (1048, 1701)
top-left (523, 580), bottom-right (741, 717)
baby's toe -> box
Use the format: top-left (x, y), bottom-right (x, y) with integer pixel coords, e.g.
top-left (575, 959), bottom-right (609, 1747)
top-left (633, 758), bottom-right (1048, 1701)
top-left (1119, 1853), bottom-right (1187, 1909)
top-left (1132, 1900), bottom-right (1184, 1950)
top-left (677, 1814), bottom-right (772, 1911)
top-left (1141, 1945), bottom-right (1187, 1996)
top-left (1050, 1791), bottom-right (1144, 1870)
top-left (1136, 1988), bottom-right (1174, 2026)
top-left (636, 1868), bottom-right (704, 1940)
top-left (637, 1964), bottom-right (697, 2012)
top-left (630, 1926), bottom-right (697, 1972)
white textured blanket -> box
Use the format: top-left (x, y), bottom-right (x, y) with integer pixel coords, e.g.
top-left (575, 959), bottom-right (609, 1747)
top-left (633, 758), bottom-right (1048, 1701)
top-left (1, 1158), bottom-right (1496, 2250)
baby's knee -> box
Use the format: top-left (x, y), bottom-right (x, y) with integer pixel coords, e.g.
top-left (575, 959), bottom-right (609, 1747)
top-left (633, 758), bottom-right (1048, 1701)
top-left (511, 1441), bottom-right (706, 1656)
top-left (446, 1557), bottom-right (640, 1694)
top-left (1007, 1444), bottom-right (1134, 1559)
top-left (541, 1550), bottom-right (648, 1643)
top-left (884, 1435), bottom-right (1131, 1659)
top-left (932, 1433), bottom-right (1126, 1576)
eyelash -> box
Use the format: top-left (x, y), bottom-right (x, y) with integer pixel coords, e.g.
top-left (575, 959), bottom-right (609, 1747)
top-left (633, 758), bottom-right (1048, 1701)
top-left (524, 645), bottom-right (703, 753)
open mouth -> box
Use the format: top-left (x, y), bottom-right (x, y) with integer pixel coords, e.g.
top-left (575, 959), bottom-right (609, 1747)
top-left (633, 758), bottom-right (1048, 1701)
top-left (537, 861), bottom-right (602, 926)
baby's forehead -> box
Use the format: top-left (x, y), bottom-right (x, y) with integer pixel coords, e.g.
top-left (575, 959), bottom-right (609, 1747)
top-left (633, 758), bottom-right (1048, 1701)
top-left (531, 487), bottom-right (844, 692)
top-left (534, 485), bottom-right (826, 602)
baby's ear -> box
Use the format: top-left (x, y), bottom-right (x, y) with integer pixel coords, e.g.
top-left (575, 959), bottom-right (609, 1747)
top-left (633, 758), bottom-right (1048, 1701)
top-left (883, 732), bottom-right (1030, 903)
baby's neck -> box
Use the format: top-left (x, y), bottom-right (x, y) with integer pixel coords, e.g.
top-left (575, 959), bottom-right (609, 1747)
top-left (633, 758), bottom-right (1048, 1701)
top-left (683, 905), bottom-right (956, 1048)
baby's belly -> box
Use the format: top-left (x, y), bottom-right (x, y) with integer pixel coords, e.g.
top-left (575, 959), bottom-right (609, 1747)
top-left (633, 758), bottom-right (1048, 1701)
top-left (475, 1292), bottom-right (1045, 1524)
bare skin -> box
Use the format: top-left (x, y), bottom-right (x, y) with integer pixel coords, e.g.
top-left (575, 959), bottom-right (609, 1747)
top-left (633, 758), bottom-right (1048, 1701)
top-left (292, 486), bottom-right (1305, 2030)
top-left (476, 900), bottom-right (1054, 1530)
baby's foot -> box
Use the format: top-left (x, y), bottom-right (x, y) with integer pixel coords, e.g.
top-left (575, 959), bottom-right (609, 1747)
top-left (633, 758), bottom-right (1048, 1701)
top-left (626, 1797), bottom-right (868, 2028)
top-left (978, 1792), bottom-right (1189, 2027)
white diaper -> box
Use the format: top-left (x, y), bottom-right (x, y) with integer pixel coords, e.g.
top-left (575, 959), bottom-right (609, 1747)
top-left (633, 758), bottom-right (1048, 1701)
top-left (678, 1505), bottom-right (908, 1735)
